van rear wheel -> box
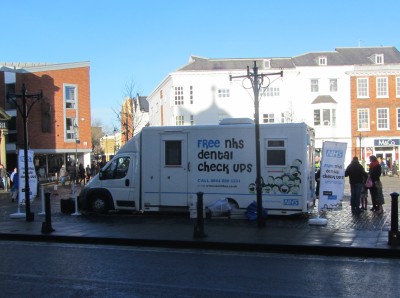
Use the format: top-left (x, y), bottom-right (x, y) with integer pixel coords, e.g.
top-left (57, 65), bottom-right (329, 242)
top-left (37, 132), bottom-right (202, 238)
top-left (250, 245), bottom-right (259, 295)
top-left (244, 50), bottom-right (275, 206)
top-left (91, 196), bottom-right (108, 214)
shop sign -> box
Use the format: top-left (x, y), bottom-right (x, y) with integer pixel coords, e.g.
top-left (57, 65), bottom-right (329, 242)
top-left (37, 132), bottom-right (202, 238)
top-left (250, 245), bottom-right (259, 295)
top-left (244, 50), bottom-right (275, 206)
top-left (0, 121), bottom-right (7, 129)
top-left (374, 139), bottom-right (400, 146)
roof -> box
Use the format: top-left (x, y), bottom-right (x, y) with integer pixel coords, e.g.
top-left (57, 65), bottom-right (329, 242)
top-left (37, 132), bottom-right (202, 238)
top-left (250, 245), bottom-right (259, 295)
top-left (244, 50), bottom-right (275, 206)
top-left (0, 61), bottom-right (90, 73)
top-left (293, 46), bottom-right (400, 66)
top-left (177, 47), bottom-right (400, 72)
top-left (178, 56), bottom-right (294, 71)
top-left (137, 96), bottom-right (149, 112)
top-left (311, 95), bottom-right (337, 104)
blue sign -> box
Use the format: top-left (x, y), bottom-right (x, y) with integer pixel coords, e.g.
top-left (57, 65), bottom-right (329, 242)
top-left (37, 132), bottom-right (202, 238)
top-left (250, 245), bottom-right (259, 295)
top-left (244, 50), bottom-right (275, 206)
top-left (374, 139), bottom-right (400, 146)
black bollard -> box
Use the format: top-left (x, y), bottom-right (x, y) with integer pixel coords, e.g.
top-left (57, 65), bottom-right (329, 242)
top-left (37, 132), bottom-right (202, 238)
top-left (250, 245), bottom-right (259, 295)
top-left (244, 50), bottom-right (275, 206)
top-left (41, 192), bottom-right (55, 234)
top-left (388, 192), bottom-right (399, 246)
top-left (193, 192), bottom-right (207, 238)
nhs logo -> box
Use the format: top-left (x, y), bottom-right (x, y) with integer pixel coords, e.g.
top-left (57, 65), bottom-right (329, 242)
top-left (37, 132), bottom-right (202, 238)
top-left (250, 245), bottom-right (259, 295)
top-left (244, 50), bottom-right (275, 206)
top-left (326, 150), bottom-right (343, 158)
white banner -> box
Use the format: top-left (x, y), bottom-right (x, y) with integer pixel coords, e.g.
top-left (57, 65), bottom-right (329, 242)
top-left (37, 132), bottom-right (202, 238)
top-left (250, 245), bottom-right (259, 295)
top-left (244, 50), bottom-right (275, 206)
top-left (318, 141), bottom-right (347, 211)
top-left (18, 149), bottom-right (38, 204)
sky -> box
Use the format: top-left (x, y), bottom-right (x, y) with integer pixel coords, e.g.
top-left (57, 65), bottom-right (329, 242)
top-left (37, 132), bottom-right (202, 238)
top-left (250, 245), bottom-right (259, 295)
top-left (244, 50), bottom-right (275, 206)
top-left (2, 0), bottom-right (399, 132)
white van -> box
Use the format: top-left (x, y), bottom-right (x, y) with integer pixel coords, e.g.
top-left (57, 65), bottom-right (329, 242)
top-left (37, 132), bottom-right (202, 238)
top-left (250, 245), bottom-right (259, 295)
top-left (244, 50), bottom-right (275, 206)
top-left (79, 120), bottom-right (316, 216)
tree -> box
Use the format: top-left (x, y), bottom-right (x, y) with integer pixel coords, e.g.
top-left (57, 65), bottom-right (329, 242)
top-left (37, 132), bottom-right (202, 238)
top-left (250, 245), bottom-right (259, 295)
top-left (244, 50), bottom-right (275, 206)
top-left (112, 80), bottom-right (148, 145)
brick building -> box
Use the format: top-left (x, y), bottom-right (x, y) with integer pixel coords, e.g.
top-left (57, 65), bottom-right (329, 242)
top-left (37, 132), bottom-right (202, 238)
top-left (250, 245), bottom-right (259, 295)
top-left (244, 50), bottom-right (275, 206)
top-left (348, 62), bottom-right (400, 166)
top-left (0, 62), bottom-right (92, 179)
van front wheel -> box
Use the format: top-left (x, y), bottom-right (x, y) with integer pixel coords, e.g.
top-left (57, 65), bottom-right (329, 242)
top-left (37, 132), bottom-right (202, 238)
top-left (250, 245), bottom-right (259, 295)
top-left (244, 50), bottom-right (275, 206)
top-left (91, 196), bottom-right (109, 214)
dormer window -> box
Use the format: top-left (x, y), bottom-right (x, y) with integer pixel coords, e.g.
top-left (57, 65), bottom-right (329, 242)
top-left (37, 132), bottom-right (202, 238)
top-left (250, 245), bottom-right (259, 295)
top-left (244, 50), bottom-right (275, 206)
top-left (263, 59), bottom-right (271, 69)
top-left (318, 56), bottom-right (327, 66)
top-left (375, 54), bottom-right (384, 64)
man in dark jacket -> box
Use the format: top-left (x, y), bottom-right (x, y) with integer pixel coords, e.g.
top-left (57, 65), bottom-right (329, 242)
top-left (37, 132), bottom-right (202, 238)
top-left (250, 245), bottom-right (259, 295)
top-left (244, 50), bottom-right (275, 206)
top-left (345, 156), bottom-right (368, 214)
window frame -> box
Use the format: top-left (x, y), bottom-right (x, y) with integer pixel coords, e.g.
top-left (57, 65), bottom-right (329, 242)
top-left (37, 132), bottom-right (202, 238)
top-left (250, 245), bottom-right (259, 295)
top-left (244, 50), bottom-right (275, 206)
top-left (217, 88), bottom-right (230, 98)
top-left (357, 108), bottom-right (370, 131)
top-left (329, 79), bottom-right (338, 92)
top-left (310, 79), bottom-right (319, 92)
top-left (65, 117), bottom-right (78, 141)
top-left (263, 113), bottom-right (275, 123)
top-left (376, 77), bottom-right (388, 98)
top-left (164, 140), bottom-right (182, 167)
top-left (175, 115), bottom-right (184, 126)
top-left (396, 77), bottom-right (400, 98)
top-left (264, 86), bottom-right (280, 97)
top-left (313, 108), bottom-right (336, 127)
top-left (397, 108), bottom-right (400, 130)
top-left (174, 86), bottom-right (184, 105)
top-left (376, 108), bottom-right (389, 130)
top-left (357, 78), bottom-right (369, 98)
top-left (64, 84), bottom-right (78, 109)
top-left (265, 139), bottom-right (287, 166)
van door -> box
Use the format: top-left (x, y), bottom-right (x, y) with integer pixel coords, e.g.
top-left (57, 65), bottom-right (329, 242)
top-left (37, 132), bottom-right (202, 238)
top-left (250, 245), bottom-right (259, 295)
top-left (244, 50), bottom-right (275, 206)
top-left (160, 134), bottom-right (188, 207)
top-left (100, 154), bottom-right (136, 209)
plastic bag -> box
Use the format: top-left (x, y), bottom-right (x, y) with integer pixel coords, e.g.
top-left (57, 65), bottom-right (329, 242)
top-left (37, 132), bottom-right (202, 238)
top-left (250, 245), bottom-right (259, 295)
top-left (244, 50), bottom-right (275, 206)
top-left (206, 198), bottom-right (231, 217)
top-left (246, 201), bottom-right (267, 221)
top-left (365, 175), bottom-right (373, 188)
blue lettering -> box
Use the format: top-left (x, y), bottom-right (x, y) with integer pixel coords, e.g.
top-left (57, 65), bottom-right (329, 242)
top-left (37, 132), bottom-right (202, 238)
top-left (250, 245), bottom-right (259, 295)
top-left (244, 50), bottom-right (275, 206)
top-left (326, 150), bottom-right (343, 158)
top-left (197, 139), bottom-right (220, 149)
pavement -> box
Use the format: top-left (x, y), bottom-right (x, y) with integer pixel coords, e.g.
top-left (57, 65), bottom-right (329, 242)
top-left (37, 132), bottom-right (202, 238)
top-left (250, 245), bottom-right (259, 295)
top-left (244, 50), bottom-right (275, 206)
top-left (0, 176), bottom-right (399, 258)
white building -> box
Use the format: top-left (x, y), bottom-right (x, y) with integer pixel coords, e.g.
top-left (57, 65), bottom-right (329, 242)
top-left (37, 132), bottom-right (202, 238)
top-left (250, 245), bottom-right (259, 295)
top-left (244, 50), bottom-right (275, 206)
top-left (147, 47), bottom-right (400, 165)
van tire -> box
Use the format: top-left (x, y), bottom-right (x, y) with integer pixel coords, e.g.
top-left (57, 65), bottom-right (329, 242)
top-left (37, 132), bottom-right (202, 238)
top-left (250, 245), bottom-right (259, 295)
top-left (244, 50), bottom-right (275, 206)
top-left (91, 196), bottom-right (109, 214)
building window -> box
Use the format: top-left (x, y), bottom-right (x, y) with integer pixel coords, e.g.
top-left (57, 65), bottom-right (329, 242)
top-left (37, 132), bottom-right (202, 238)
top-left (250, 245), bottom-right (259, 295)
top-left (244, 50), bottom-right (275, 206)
top-left (397, 108), bottom-right (400, 129)
top-left (190, 115), bottom-right (194, 126)
top-left (174, 86), bottom-right (184, 105)
top-left (376, 77), bottom-right (388, 98)
top-left (5, 83), bottom-right (16, 109)
top-left (165, 140), bottom-right (182, 166)
top-left (264, 87), bottom-right (280, 97)
top-left (265, 139), bottom-right (286, 166)
top-left (397, 77), bottom-right (400, 98)
top-left (175, 115), bottom-right (184, 126)
top-left (218, 88), bottom-right (230, 98)
top-left (330, 79), bottom-right (338, 92)
top-left (311, 79), bottom-right (319, 92)
top-left (264, 59), bottom-right (271, 69)
top-left (318, 56), bottom-right (327, 66)
top-left (375, 54), bottom-right (384, 64)
top-left (357, 109), bottom-right (370, 130)
top-left (66, 117), bottom-right (77, 140)
top-left (64, 85), bottom-right (77, 109)
top-left (190, 86), bottom-right (193, 104)
top-left (313, 109), bottom-right (336, 126)
top-left (357, 78), bottom-right (369, 98)
top-left (377, 108), bottom-right (389, 130)
top-left (263, 113), bottom-right (275, 123)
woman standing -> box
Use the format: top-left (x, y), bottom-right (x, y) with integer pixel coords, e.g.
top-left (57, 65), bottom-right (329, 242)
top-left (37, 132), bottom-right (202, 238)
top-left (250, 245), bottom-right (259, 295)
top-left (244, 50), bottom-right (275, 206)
top-left (368, 155), bottom-right (385, 214)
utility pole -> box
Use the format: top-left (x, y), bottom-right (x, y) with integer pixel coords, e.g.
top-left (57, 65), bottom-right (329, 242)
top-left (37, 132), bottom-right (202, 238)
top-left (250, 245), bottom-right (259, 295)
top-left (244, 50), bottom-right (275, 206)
top-left (230, 61), bottom-right (282, 228)
top-left (7, 84), bottom-right (42, 222)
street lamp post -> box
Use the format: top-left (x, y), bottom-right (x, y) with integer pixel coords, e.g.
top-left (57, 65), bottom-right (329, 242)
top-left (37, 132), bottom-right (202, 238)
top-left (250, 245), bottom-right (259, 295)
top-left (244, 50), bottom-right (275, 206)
top-left (230, 62), bottom-right (283, 228)
top-left (7, 84), bottom-right (42, 222)
top-left (105, 134), bottom-right (108, 161)
top-left (73, 124), bottom-right (79, 180)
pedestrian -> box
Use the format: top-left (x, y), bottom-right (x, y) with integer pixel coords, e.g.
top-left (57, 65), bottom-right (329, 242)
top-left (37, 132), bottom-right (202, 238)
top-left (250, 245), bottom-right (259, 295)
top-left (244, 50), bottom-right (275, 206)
top-left (77, 163), bottom-right (86, 185)
top-left (9, 168), bottom-right (17, 202)
top-left (391, 161), bottom-right (399, 177)
top-left (368, 155), bottom-right (385, 214)
top-left (0, 164), bottom-right (7, 191)
top-left (360, 175), bottom-right (369, 211)
top-left (11, 168), bottom-right (19, 202)
top-left (68, 162), bottom-right (76, 185)
top-left (345, 156), bottom-right (368, 214)
top-left (315, 168), bottom-right (321, 199)
top-left (59, 164), bottom-right (68, 186)
top-left (85, 164), bottom-right (92, 182)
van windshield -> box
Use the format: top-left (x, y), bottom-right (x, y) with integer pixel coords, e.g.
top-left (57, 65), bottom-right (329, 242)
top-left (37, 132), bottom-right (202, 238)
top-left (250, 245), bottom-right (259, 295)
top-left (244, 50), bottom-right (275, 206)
top-left (102, 156), bottom-right (130, 180)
